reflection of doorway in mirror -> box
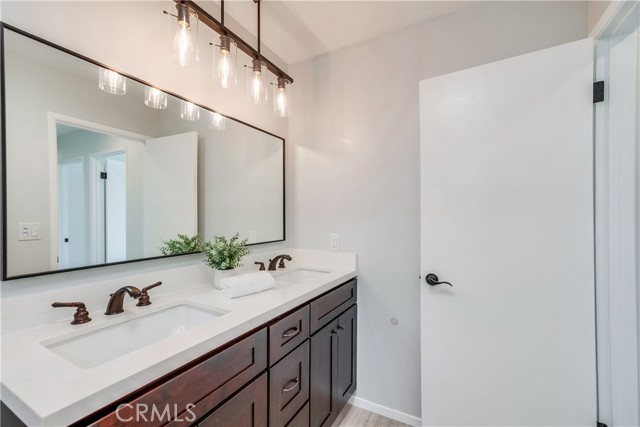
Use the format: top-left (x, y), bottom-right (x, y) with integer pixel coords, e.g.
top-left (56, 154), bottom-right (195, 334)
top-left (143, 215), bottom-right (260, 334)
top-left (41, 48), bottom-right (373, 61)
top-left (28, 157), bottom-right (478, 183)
top-left (57, 157), bottom-right (87, 269)
top-left (94, 151), bottom-right (127, 263)
top-left (54, 118), bottom-right (144, 268)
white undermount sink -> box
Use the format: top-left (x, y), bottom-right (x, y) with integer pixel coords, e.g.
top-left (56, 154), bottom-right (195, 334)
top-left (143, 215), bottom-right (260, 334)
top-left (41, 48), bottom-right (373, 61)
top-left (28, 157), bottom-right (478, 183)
top-left (43, 304), bottom-right (227, 369)
top-left (275, 268), bottom-right (331, 285)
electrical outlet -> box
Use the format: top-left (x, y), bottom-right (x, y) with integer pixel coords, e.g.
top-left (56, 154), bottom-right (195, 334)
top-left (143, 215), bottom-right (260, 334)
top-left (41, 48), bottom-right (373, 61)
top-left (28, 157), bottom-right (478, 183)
top-left (330, 233), bottom-right (339, 251)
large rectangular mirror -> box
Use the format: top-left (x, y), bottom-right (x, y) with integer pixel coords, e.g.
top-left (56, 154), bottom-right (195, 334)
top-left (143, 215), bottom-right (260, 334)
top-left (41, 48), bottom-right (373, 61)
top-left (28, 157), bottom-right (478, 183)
top-left (1, 24), bottom-right (285, 280)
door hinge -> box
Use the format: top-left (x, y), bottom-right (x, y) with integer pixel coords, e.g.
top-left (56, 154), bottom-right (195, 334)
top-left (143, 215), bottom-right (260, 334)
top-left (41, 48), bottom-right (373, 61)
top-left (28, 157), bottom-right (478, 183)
top-left (597, 422), bottom-right (608, 427)
top-left (594, 81), bottom-right (605, 103)
top-left (100, 172), bottom-right (108, 179)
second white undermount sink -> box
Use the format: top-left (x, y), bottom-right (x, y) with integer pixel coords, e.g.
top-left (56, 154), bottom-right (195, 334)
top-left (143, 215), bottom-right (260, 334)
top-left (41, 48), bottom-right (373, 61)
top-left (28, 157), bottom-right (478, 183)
top-left (275, 268), bottom-right (331, 285)
top-left (43, 303), bottom-right (226, 369)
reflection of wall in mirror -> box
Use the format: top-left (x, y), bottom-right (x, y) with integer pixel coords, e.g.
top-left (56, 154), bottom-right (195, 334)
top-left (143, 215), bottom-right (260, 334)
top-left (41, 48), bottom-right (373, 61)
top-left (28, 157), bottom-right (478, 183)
top-left (202, 123), bottom-right (284, 243)
top-left (4, 33), bottom-right (162, 276)
top-left (156, 106), bottom-right (284, 244)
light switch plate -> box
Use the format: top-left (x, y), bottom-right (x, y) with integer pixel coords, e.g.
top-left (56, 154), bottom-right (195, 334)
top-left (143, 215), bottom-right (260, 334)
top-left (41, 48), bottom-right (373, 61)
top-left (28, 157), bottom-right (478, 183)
top-left (18, 223), bottom-right (42, 241)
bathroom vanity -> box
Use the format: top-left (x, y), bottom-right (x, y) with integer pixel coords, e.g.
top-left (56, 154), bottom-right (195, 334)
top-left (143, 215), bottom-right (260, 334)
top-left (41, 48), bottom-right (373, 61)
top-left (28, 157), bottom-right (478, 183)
top-left (0, 250), bottom-right (357, 427)
top-left (77, 279), bottom-right (356, 427)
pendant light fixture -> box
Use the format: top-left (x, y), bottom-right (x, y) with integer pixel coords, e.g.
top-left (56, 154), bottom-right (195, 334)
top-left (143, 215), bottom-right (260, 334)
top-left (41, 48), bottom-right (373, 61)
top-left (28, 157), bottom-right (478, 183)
top-left (246, 0), bottom-right (268, 104)
top-left (164, 2), bottom-right (199, 67)
top-left (211, 1), bottom-right (237, 88)
top-left (273, 77), bottom-right (291, 117)
top-left (165, 0), bottom-right (295, 116)
top-left (180, 100), bottom-right (200, 121)
top-left (209, 112), bottom-right (226, 130)
top-left (98, 67), bottom-right (126, 95)
top-left (144, 86), bottom-right (168, 109)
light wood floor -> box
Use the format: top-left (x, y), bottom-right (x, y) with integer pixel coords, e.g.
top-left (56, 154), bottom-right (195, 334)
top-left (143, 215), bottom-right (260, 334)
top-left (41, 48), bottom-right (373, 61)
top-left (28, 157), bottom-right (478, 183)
top-left (332, 404), bottom-right (410, 427)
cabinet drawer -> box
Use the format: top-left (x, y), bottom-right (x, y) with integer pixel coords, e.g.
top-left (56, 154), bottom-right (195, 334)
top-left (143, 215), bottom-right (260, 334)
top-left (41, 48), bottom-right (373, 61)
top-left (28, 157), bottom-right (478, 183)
top-left (285, 402), bottom-right (309, 427)
top-left (197, 373), bottom-right (267, 427)
top-left (310, 279), bottom-right (356, 334)
top-left (90, 329), bottom-right (267, 427)
top-left (269, 340), bottom-right (310, 427)
top-left (269, 305), bottom-right (309, 365)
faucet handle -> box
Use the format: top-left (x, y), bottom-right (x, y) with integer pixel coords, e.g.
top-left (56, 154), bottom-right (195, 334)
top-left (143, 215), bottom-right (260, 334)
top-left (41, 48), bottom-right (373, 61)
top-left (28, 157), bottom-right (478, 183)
top-left (137, 281), bottom-right (162, 307)
top-left (52, 302), bottom-right (92, 325)
top-left (255, 261), bottom-right (266, 271)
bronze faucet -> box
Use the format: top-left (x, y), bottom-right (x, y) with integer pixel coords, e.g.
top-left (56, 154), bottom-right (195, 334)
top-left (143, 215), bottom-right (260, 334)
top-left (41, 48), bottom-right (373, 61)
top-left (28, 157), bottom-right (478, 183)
top-left (105, 286), bottom-right (142, 315)
top-left (268, 254), bottom-right (292, 271)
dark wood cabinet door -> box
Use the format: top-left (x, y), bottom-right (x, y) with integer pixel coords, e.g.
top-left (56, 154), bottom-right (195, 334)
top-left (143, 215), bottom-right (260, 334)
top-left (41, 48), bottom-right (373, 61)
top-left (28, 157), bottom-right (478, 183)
top-left (198, 373), bottom-right (267, 427)
top-left (336, 305), bottom-right (357, 412)
top-left (284, 402), bottom-right (309, 427)
top-left (310, 318), bottom-right (339, 427)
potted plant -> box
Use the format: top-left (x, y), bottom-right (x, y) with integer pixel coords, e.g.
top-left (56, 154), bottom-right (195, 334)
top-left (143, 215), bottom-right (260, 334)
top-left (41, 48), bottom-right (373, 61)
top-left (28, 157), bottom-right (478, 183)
top-left (202, 233), bottom-right (250, 288)
top-left (159, 234), bottom-right (203, 256)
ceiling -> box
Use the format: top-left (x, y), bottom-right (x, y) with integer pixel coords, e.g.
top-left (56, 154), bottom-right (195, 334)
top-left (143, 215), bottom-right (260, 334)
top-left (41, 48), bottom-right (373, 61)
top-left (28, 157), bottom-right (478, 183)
top-left (203, 1), bottom-right (476, 65)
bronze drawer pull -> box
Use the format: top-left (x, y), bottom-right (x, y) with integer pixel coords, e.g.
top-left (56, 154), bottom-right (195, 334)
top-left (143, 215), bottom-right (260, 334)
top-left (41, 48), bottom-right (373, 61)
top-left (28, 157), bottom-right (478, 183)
top-left (282, 326), bottom-right (300, 339)
top-left (282, 377), bottom-right (299, 393)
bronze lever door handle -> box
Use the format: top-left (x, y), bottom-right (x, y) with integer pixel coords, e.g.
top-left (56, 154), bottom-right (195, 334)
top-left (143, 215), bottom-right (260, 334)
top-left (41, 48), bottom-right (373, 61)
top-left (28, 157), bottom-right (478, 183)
top-left (52, 302), bottom-right (92, 325)
top-left (425, 273), bottom-right (453, 287)
top-left (137, 281), bottom-right (163, 306)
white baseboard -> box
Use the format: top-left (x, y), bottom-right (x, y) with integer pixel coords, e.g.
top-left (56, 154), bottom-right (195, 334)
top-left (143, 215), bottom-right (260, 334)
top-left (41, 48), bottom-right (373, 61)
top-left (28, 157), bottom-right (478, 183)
top-left (350, 396), bottom-right (422, 426)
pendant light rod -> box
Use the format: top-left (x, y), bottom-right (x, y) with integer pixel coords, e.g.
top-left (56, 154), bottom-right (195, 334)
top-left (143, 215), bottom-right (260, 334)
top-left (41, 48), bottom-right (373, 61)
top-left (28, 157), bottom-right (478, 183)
top-left (177, 0), bottom-right (293, 83)
top-left (221, 0), bottom-right (225, 29)
top-left (256, 0), bottom-right (261, 55)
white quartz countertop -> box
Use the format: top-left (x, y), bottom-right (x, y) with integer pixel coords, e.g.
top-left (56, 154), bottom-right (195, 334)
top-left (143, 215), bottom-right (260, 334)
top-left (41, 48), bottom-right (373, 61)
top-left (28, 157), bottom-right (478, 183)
top-left (1, 249), bottom-right (356, 426)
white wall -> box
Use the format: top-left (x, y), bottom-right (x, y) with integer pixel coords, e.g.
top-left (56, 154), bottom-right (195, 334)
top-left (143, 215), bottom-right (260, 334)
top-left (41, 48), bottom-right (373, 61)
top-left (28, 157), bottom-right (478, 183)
top-left (289, 1), bottom-right (588, 420)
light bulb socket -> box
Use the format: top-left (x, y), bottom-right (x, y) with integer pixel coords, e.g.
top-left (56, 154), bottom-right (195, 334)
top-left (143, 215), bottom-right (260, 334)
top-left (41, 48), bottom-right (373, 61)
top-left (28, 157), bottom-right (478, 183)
top-left (176, 2), bottom-right (191, 27)
top-left (220, 36), bottom-right (232, 54)
top-left (252, 58), bottom-right (263, 74)
top-left (277, 77), bottom-right (288, 90)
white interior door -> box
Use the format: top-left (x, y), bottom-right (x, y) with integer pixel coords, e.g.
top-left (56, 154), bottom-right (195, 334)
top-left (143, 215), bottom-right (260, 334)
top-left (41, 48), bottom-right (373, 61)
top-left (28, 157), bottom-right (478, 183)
top-left (143, 132), bottom-right (198, 256)
top-left (58, 157), bottom-right (87, 268)
top-left (419, 38), bottom-right (596, 426)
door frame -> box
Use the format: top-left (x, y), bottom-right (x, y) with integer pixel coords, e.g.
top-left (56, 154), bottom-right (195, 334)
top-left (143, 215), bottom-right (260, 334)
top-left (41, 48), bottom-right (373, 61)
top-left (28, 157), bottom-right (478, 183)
top-left (592, 2), bottom-right (640, 425)
top-left (47, 113), bottom-right (150, 269)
